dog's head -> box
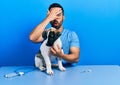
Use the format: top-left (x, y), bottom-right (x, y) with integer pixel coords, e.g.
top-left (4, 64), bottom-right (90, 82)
top-left (46, 30), bottom-right (61, 46)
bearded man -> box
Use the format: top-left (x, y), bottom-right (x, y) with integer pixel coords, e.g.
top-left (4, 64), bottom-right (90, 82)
top-left (29, 3), bottom-right (80, 65)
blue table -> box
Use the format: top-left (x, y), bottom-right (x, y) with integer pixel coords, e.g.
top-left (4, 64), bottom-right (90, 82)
top-left (0, 65), bottom-right (120, 85)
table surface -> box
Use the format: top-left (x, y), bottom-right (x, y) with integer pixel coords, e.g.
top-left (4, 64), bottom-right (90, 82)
top-left (0, 65), bottom-right (120, 85)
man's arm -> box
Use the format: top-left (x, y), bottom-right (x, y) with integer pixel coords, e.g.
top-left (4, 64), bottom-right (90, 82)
top-left (29, 18), bottom-right (50, 43)
top-left (61, 47), bottom-right (80, 63)
top-left (29, 9), bottom-right (62, 43)
top-left (50, 46), bottom-right (80, 63)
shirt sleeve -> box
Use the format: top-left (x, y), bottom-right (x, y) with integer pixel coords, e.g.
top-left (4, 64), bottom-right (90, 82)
top-left (69, 32), bottom-right (80, 48)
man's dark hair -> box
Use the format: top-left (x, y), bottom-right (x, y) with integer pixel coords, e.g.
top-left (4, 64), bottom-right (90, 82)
top-left (48, 3), bottom-right (64, 15)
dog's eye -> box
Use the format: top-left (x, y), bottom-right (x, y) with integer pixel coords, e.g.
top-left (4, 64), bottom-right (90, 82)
top-left (49, 31), bottom-right (55, 37)
top-left (49, 33), bottom-right (54, 38)
top-left (50, 34), bottom-right (54, 37)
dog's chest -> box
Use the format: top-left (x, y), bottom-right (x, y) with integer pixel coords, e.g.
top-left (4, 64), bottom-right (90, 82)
top-left (54, 38), bottom-right (62, 47)
top-left (40, 38), bottom-right (62, 63)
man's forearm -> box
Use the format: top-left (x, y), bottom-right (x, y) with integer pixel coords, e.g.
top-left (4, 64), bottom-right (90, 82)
top-left (60, 53), bottom-right (79, 63)
top-left (29, 17), bottom-right (50, 42)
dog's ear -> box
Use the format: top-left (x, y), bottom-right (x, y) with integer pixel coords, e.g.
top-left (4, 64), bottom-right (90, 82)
top-left (42, 31), bottom-right (48, 39)
top-left (54, 32), bottom-right (61, 40)
top-left (46, 31), bottom-right (55, 46)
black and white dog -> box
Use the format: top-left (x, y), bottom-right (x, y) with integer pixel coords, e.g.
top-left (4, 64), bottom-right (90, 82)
top-left (35, 28), bottom-right (66, 75)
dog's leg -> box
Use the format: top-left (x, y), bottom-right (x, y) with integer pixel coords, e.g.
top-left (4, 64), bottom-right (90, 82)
top-left (35, 56), bottom-right (45, 71)
top-left (45, 56), bottom-right (54, 75)
top-left (42, 52), bottom-right (54, 75)
top-left (58, 50), bottom-right (66, 71)
top-left (58, 58), bottom-right (66, 71)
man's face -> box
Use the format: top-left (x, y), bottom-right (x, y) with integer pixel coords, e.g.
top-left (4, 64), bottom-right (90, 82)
top-left (50, 7), bottom-right (64, 29)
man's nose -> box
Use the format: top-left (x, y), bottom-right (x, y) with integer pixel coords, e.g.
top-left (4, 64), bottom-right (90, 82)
top-left (53, 19), bottom-right (58, 22)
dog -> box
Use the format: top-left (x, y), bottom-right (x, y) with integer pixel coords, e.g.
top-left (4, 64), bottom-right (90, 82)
top-left (35, 28), bottom-right (66, 75)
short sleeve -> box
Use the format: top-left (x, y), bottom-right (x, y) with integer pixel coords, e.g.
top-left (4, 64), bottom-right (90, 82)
top-left (69, 32), bottom-right (80, 48)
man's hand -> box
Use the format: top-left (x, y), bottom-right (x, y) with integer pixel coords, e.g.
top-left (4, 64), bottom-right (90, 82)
top-left (47, 8), bottom-right (62, 22)
top-left (50, 45), bottom-right (63, 58)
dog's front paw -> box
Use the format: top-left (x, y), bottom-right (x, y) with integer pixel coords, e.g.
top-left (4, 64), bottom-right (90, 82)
top-left (59, 66), bottom-right (66, 71)
top-left (46, 70), bottom-right (54, 75)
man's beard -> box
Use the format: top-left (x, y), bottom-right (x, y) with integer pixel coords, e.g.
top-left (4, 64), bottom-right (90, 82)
top-left (50, 20), bottom-right (62, 29)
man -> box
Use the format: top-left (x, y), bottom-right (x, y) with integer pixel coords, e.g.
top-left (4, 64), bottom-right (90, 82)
top-left (29, 3), bottom-right (80, 64)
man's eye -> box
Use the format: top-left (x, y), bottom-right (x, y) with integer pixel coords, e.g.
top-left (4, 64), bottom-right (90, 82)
top-left (57, 13), bottom-right (62, 16)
